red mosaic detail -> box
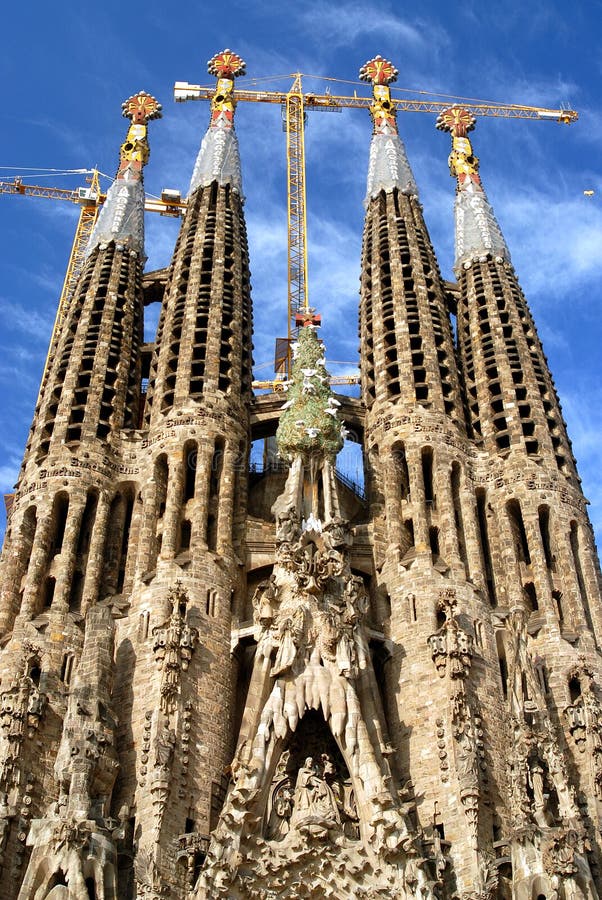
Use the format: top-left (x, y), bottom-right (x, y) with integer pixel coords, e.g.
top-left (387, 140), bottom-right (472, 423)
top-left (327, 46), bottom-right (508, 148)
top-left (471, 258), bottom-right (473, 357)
top-left (122, 92), bottom-right (162, 125)
top-left (207, 49), bottom-right (246, 79)
top-left (436, 106), bottom-right (476, 137)
top-left (359, 56), bottom-right (399, 86)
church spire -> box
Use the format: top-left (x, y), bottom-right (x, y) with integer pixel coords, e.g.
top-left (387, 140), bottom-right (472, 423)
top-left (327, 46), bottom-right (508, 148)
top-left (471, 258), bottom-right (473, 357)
top-left (87, 91), bottom-right (161, 255)
top-left (360, 55), bottom-right (417, 201)
top-left (188, 49), bottom-right (245, 196)
top-left (436, 106), bottom-right (510, 270)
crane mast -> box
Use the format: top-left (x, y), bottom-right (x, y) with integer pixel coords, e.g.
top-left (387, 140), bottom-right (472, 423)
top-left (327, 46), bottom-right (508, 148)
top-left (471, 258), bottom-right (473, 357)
top-left (286, 75), bottom-right (311, 334)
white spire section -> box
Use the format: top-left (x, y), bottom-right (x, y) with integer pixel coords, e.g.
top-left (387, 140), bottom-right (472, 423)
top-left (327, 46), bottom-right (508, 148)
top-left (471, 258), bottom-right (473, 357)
top-left (188, 111), bottom-right (242, 196)
top-left (455, 181), bottom-right (511, 269)
top-left (87, 174), bottom-right (146, 256)
top-left (365, 130), bottom-right (418, 202)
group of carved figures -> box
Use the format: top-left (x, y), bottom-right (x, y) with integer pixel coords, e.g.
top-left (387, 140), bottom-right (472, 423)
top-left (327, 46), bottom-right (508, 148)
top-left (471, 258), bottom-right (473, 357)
top-left (266, 752), bottom-right (359, 842)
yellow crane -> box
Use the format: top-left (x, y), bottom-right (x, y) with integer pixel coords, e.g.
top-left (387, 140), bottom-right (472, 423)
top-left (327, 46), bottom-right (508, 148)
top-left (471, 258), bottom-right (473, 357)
top-left (175, 65), bottom-right (577, 390)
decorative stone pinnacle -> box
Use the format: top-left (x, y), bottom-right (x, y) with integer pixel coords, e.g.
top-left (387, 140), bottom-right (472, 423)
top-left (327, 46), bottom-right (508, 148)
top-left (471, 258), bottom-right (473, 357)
top-left (436, 106), bottom-right (476, 138)
top-left (86, 90), bottom-right (161, 255)
top-left (359, 55), bottom-right (398, 86)
top-left (118, 92), bottom-right (161, 171)
top-left (188, 50), bottom-right (245, 195)
top-left (437, 107), bottom-right (481, 189)
top-left (207, 49), bottom-right (246, 79)
top-left (122, 91), bottom-right (163, 125)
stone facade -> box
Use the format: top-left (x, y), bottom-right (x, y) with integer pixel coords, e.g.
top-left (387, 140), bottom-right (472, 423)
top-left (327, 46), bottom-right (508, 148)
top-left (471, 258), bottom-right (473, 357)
top-left (0, 52), bottom-right (601, 899)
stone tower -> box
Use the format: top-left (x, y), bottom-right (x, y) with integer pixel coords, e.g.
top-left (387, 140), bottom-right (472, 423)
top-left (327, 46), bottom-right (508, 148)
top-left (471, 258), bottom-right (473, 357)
top-left (0, 50), bottom-right (601, 900)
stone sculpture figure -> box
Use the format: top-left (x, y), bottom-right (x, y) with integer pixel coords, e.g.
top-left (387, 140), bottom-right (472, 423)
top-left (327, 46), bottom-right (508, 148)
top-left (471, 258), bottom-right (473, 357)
top-left (290, 757), bottom-right (341, 831)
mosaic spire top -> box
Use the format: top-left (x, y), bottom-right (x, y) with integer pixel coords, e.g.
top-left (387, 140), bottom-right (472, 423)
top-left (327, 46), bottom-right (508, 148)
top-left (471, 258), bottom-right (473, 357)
top-left (360, 55), bottom-right (418, 201)
top-left (87, 91), bottom-right (161, 256)
top-left (436, 106), bottom-right (510, 270)
top-left (188, 49), bottom-right (246, 197)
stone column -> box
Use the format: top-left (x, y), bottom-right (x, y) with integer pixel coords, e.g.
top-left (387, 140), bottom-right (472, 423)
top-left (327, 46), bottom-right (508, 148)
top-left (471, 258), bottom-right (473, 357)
top-left (161, 458), bottom-right (184, 559)
top-left (460, 483), bottom-right (486, 593)
top-left (135, 479), bottom-right (159, 578)
top-left (191, 444), bottom-right (214, 550)
top-left (52, 495), bottom-right (87, 611)
top-left (491, 500), bottom-right (523, 609)
top-left (81, 491), bottom-right (112, 612)
top-left (406, 444), bottom-right (429, 551)
top-left (522, 514), bottom-right (555, 624)
top-left (18, 506), bottom-right (54, 620)
top-left (0, 509), bottom-right (37, 634)
top-left (381, 452), bottom-right (403, 547)
top-left (217, 443), bottom-right (237, 555)
top-left (435, 461), bottom-right (462, 575)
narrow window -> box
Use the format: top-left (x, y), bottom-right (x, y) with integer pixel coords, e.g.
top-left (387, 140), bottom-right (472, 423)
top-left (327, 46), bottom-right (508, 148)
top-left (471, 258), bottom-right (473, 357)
top-left (180, 519), bottom-right (191, 551)
top-left (51, 493), bottom-right (69, 556)
top-left (538, 506), bottom-right (554, 570)
top-left (507, 499), bottom-right (531, 565)
top-left (523, 582), bottom-right (538, 612)
top-left (421, 447), bottom-right (434, 507)
top-left (476, 489), bottom-right (496, 605)
top-left (496, 632), bottom-right (508, 699)
top-left (183, 441), bottom-right (197, 502)
top-left (429, 526), bottom-right (440, 557)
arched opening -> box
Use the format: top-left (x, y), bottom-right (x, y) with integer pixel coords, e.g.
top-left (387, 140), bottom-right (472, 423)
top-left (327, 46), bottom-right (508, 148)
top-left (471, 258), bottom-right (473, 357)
top-left (569, 675), bottom-right (582, 704)
top-left (265, 710), bottom-right (358, 842)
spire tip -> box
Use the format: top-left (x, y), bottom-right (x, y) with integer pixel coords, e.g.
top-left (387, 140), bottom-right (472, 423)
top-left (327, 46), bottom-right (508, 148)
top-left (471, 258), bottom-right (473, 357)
top-left (122, 91), bottom-right (162, 124)
top-left (359, 55), bottom-right (398, 86)
top-left (207, 50), bottom-right (246, 79)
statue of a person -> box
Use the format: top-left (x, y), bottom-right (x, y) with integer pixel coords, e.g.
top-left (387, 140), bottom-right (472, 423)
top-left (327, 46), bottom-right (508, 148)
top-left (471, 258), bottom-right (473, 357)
top-left (456, 725), bottom-right (479, 793)
top-left (154, 723), bottom-right (176, 770)
top-left (266, 780), bottom-right (294, 841)
top-left (272, 606), bottom-right (306, 676)
top-left (252, 576), bottom-right (277, 629)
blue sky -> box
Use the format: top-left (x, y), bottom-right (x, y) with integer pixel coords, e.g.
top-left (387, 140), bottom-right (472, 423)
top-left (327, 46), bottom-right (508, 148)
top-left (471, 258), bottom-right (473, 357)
top-left (0, 0), bottom-right (600, 544)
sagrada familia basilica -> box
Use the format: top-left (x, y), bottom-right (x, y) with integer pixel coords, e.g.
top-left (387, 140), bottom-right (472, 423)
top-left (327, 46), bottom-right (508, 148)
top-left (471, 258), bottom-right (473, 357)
top-left (0, 49), bottom-right (600, 899)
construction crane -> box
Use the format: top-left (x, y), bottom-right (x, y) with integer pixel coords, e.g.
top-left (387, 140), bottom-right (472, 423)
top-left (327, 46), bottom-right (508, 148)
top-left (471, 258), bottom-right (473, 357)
top-left (175, 65), bottom-right (578, 391)
top-left (0, 169), bottom-right (187, 383)
top-left (251, 374), bottom-right (359, 392)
